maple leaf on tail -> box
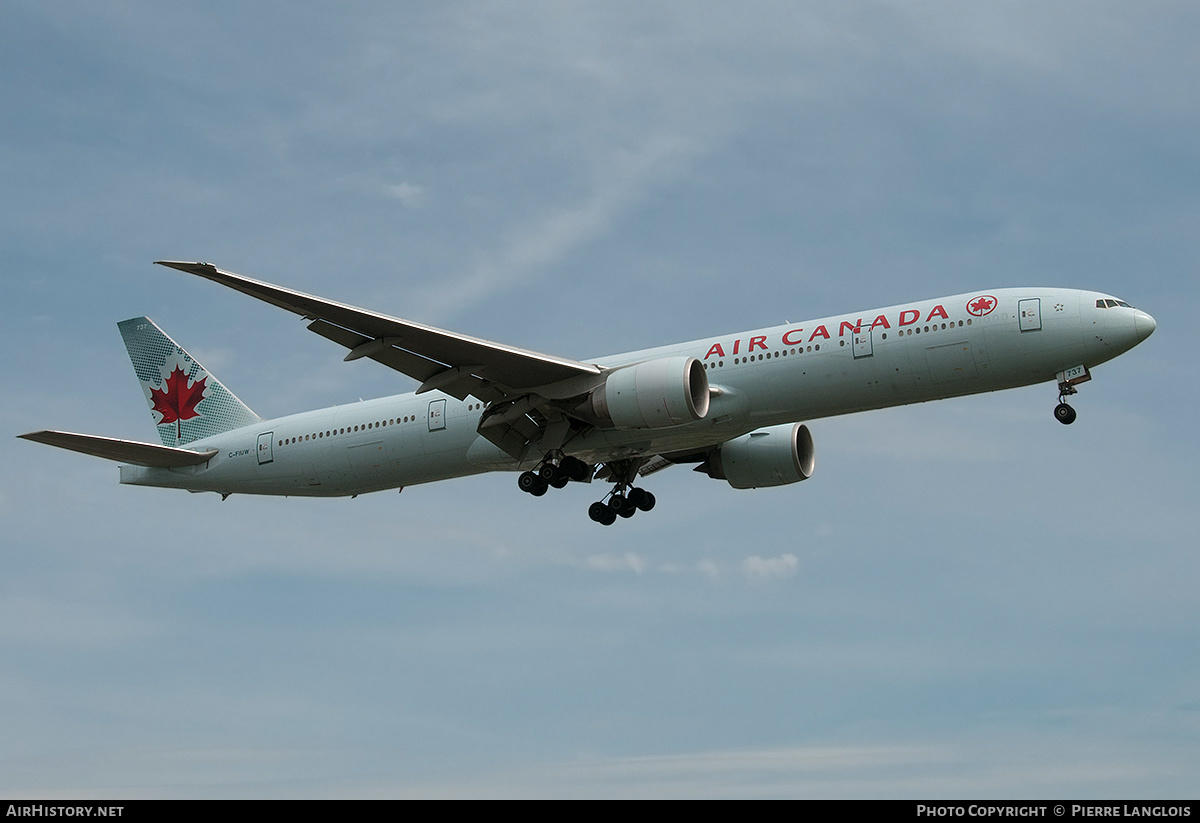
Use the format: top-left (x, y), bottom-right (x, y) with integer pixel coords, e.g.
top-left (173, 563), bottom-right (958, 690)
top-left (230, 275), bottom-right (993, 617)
top-left (150, 366), bottom-right (207, 442)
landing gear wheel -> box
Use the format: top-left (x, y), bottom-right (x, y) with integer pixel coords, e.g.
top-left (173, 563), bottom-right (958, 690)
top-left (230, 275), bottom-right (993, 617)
top-left (560, 456), bottom-right (589, 482)
top-left (1054, 403), bottom-right (1077, 425)
top-left (549, 475), bottom-right (569, 490)
top-left (586, 459), bottom-right (661, 523)
top-left (588, 502), bottom-right (616, 525)
top-left (530, 482), bottom-right (548, 497)
top-left (538, 463), bottom-right (559, 483)
top-left (518, 471), bottom-right (540, 493)
top-left (632, 489), bottom-right (656, 512)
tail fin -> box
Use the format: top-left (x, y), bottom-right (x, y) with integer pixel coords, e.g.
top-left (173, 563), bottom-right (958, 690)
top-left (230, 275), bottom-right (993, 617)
top-left (117, 317), bottom-right (260, 446)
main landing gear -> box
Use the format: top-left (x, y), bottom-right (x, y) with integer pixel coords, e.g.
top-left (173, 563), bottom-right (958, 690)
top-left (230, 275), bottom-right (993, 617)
top-left (587, 486), bottom-right (656, 526)
top-left (517, 455), bottom-right (590, 497)
top-left (517, 455), bottom-right (658, 525)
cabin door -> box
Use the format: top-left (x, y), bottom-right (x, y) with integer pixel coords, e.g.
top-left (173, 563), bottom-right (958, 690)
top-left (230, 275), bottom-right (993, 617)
top-left (1018, 298), bottom-right (1042, 332)
top-left (853, 326), bottom-right (873, 359)
top-left (428, 399), bottom-right (446, 431)
top-left (256, 431), bottom-right (274, 465)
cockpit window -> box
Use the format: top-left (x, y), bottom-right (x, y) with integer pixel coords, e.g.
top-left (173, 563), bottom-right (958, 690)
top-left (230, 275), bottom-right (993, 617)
top-left (1097, 298), bottom-right (1136, 309)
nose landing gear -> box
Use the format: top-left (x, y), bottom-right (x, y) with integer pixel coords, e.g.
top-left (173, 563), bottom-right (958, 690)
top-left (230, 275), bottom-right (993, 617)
top-left (1053, 365), bottom-right (1091, 425)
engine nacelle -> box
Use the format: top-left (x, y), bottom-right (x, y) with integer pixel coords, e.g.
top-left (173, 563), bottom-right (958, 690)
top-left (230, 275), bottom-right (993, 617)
top-left (704, 423), bottom-right (815, 489)
top-left (592, 356), bottom-right (710, 429)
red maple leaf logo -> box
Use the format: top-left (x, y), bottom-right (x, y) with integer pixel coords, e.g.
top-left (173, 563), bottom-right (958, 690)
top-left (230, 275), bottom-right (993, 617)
top-left (967, 295), bottom-right (997, 316)
top-left (150, 366), bottom-right (206, 440)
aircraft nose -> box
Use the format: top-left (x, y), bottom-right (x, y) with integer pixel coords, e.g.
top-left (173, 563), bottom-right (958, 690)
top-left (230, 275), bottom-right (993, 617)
top-left (1134, 310), bottom-right (1156, 342)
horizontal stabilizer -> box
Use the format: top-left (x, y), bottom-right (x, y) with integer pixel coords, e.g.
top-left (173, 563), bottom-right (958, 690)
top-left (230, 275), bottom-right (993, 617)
top-left (17, 430), bottom-right (218, 468)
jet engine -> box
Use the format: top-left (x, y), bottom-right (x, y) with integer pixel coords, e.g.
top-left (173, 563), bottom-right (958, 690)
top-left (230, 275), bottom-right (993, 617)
top-left (702, 423), bottom-right (815, 489)
top-left (591, 356), bottom-right (710, 429)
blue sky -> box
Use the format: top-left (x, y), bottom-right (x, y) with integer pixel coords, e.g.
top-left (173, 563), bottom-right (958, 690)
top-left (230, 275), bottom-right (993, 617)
top-left (2, 1), bottom-right (1197, 798)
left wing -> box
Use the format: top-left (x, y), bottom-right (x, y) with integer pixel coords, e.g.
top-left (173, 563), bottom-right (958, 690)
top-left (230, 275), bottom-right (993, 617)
top-left (155, 261), bottom-right (601, 403)
top-left (18, 430), bottom-right (218, 468)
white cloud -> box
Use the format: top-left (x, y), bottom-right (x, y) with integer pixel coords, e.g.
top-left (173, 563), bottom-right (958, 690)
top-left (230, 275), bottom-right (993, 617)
top-left (582, 552), bottom-right (647, 574)
top-left (742, 553), bottom-right (799, 579)
top-left (384, 182), bottom-right (424, 208)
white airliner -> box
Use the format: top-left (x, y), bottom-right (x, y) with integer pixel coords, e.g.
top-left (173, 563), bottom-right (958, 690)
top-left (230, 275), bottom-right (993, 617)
top-left (19, 262), bottom-right (1155, 524)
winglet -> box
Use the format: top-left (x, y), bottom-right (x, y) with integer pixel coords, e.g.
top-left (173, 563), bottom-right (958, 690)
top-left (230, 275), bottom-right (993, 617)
top-left (154, 260), bottom-right (218, 276)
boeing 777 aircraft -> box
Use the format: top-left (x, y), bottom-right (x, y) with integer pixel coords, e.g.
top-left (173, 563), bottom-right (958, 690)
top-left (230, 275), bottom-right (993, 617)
top-left (20, 262), bottom-right (1155, 524)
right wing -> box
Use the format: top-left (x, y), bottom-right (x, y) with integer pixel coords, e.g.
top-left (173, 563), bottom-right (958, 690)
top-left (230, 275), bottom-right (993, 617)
top-left (17, 431), bottom-right (218, 468)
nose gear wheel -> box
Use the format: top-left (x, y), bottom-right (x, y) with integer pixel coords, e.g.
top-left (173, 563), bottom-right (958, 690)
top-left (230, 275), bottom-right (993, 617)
top-left (1055, 381), bottom-right (1079, 425)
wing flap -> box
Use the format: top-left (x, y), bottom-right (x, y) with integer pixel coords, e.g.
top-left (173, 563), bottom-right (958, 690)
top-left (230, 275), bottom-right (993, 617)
top-left (156, 261), bottom-right (600, 392)
top-left (18, 431), bottom-right (218, 468)
top-left (307, 319), bottom-right (444, 381)
top-left (306, 319), bottom-right (505, 402)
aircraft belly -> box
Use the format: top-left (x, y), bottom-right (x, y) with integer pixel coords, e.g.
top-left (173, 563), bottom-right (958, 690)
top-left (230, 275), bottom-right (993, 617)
top-left (119, 460), bottom-right (332, 495)
top-left (467, 435), bottom-right (518, 471)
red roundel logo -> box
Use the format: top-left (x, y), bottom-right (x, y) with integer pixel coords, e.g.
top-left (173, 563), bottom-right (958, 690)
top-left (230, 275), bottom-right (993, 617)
top-left (966, 295), bottom-right (997, 317)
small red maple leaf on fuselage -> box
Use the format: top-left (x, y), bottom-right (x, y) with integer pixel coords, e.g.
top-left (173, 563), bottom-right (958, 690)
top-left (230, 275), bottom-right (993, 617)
top-left (150, 366), bottom-right (206, 440)
top-left (969, 297), bottom-right (995, 315)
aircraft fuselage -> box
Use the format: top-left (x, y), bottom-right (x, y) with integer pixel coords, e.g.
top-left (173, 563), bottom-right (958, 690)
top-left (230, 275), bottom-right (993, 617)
top-left (116, 286), bottom-right (1153, 498)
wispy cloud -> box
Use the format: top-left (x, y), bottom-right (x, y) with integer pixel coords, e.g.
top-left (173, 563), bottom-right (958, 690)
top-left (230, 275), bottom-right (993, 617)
top-left (742, 553), bottom-right (799, 580)
top-left (384, 182), bottom-right (424, 207)
top-left (582, 552), bottom-right (647, 574)
top-left (413, 132), bottom-right (703, 320)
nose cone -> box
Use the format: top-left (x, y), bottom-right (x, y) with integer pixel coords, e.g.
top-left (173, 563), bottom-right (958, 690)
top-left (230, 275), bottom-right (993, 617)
top-left (1134, 310), bottom-right (1156, 342)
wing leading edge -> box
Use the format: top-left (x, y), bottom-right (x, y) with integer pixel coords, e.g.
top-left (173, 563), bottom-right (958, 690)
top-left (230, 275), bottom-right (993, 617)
top-left (155, 261), bottom-right (601, 402)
